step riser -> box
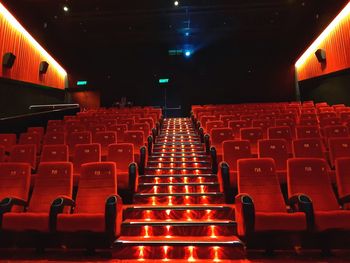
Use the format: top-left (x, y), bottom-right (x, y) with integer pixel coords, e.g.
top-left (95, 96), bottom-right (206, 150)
top-left (134, 195), bottom-right (225, 205)
top-left (138, 185), bottom-right (220, 193)
top-left (124, 209), bottom-right (235, 221)
top-left (139, 177), bottom-right (218, 184)
top-left (147, 163), bottom-right (210, 168)
top-left (144, 170), bottom-right (212, 175)
top-left (121, 225), bottom-right (236, 236)
top-left (113, 245), bottom-right (245, 260)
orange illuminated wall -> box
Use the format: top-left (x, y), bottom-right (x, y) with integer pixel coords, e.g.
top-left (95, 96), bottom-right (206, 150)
top-left (295, 1), bottom-right (350, 81)
top-left (0, 2), bottom-right (67, 89)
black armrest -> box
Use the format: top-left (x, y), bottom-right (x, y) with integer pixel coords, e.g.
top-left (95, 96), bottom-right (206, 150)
top-left (129, 162), bottom-right (139, 193)
top-left (210, 146), bottom-right (218, 174)
top-left (339, 194), bottom-right (350, 206)
top-left (50, 196), bottom-right (75, 232)
top-left (288, 194), bottom-right (314, 231)
top-left (235, 193), bottom-right (255, 237)
top-left (0, 197), bottom-right (27, 214)
top-left (105, 194), bottom-right (123, 237)
top-left (219, 162), bottom-right (233, 203)
top-left (204, 134), bottom-right (210, 154)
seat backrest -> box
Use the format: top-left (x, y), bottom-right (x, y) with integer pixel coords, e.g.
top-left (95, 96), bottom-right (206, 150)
top-left (73, 144), bottom-right (101, 174)
top-left (138, 118), bottom-right (155, 130)
top-left (101, 119), bottom-right (117, 128)
top-left (228, 120), bottom-right (249, 138)
top-left (335, 158), bottom-right (350, 199)
top-left (0, 146), bottom-right (4, 162)
top-left (292, 138), bottom-right (324, 159)
top-left (268, 126), bottom-right (292, 141)
top-left (47, 120), bottom-right (63, 127)
top-left (275, 118), bottom-right (296, 128)
top-left (319, 117), bottom-right (342, 128)
top-left (27, 127), bottom-right (44, 139)
top-left (46, 125), bottom-right (65, 133)
top-left (131, 123), bottom-right (150, 140)
top-left (19, 132), bottom-right (40, 151)
top-left (299, 119), bottom-right (319, 126)
top-left (240, 127), bottom-right (263, 143)
top-left (258, 139), bottom-right (288, 170)
top-left (210, 128), bottom-right (234, 148)
top-left (124, 131), bottom-right (144, 150)
top-left (206, 121), bottom-right (225, 133)
top-left (43, 132), bottom-right (65, 145)
top-left (296, 125), bottom-right (321, 139)
top-left (237, 158), bottom-right (286, 212)
top-left (107, 143), bottom-right (134, 172)
top-left (329, 137), bottom-right (350, 167)
top-left (66, 125), bottom-right (86, 134)
top-left (28, 162), bottom-right (73, 212)
top-left (9, 144), bottom-right (37, 170)
top-left (41, 145), bottom-right (69, 162)
top-left (220, 115), bottom-right (239, 126)
top-left (222, 140), bottom-right (251, 171)
top-left (118, 118), bottom-right (135, 130)
top-left (199, 115), bottom-right (217, 129)
top-left (287, 158), bottom-right (339, 211)
top-left (75, 162), bottom-right (117, 213)
top-left (109, 124), bottom-right (128, 143)
top-left (252, 119), bottom-right (275, 131)
top-left (0, 134), bottom-right (16, 153)
top-left (323, 125), bottom-right (349, 139)
top-left (93, 131), bottom-right (117, 150)
top-left (67, 131), bottom-right (92, 150)
top-left (0, 163), bottom-right (31, 206)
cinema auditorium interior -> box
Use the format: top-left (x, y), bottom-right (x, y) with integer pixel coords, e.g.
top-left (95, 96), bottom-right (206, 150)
top-left (2, 0), bottom-right (350, 262)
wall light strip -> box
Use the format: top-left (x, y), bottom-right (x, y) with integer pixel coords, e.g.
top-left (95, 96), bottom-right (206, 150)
top-left (295, 1), bottom-right (350, 69)
top-left (0, 2), bottom-right (67, 77)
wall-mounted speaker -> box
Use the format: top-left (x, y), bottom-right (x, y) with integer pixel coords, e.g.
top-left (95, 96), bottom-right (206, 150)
top-left (39, 61), bottom-right (49, 74)
top-left (315, 49), bottom-right (326, 63)
top-left (2, 52), bottom-right (16, 68)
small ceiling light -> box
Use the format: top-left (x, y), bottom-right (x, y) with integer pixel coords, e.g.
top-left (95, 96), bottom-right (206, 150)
top-left (63, 5), bottom-right (69, 12)
top-left (174, 1), bottom-right (179, 7)
top-left (185, 51), bottom-right (191, 57)
top-left (185, 32), bottom-right (190, 36)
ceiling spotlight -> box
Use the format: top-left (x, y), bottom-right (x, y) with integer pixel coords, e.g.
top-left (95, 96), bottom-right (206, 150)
top-left (174, 1), bottom-right (179, 7)
top-left (63, 5), bottom-right (69, 12)
top-left (185, 32), bottom-right (190, 37)
top-left (185, 51), bottom-right (191, 57)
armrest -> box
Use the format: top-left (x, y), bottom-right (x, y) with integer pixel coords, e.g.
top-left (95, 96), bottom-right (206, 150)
top-left (235, 193), bottom-right (255, 237)
top-left (129, 162), bottom-right (139, 193)
top-left (0, 197), bottom-right (27, 214)
top-left (210, 146), bottom-right (218, 174)
top-left (339, 194), bottom-right (350, 206)
top-left (218, 162), bottom-right (233, 203)
top-left (204, 134), bottom-right (210, 154)
top-left (105, 194), bottom-right (123, 237)
top-left (50, 196), bottom-right (75, 231)
top-left (288, 194), bottom-right (314, 231)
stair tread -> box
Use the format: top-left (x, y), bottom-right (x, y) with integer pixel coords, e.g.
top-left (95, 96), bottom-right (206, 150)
top-left (134, 192), bottom-right (223, 196)
top-left (139, 182), bottom-right (219, 186)
top-left (124, 204), bottom-right (234, 210)
top-left (122, 219), bottom-right (236, 225)
top-left (141, 174), bottom-right (216, 177)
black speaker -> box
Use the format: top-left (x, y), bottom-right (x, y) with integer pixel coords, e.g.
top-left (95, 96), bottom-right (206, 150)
top-left (39, 61), bottom-right (49, 74)
top-left (315, 49), bottom-right (326, 63)
top-left (2, 52), bottom-right (16, 68)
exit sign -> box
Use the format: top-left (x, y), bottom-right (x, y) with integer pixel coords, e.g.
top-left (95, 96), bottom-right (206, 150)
top-left (77, 80), bottom-right (88, 86)
top-left (159, 78), bottom-right (169, 84)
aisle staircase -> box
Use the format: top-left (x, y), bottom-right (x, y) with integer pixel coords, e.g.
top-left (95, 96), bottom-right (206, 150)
top-left (114, 118), bottom-right (245, 260)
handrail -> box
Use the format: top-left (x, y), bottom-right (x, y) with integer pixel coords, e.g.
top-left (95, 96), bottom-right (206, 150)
top-left (29, 104), bottom-right (79, 110)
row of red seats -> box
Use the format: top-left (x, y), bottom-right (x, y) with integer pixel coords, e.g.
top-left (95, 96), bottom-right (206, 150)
top-left (234, 157), bottom-right (350, 249)
top-left (0, 162), bottom-right (123, 248)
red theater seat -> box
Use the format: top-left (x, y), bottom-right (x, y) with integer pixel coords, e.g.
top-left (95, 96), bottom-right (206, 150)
top-left (252, 119), bottom-right (275, 139)
top-left (287, 158), bottom-right (350, 232)
top-left (9, 144), bottom-right (37, 170)
top-left (46, 125), bottom-right (65, 133)
top-left (335, 158), bottom-right (350, 204)
top-left (109, 124), bottom-right (128, 143)
top-left (258, 139), bottom-right (288, 184)
top-left (56, 162), bottom-right (122, 247)
top-left (228, 120), bottom-right (249, 139)
top-left (329, 137), bottom-right (350, 168)
top-left (235, 158), bottom-right (306, 248)
top-left (206, 121), bottom-right (225, 134)
top-left (41, 145), bottom-right (69, 162)
top-left (19, 133), bottom-right (41, 152)
top-left (131, 123), bottom-right (150, 141)
top-left (124, 131), bottom-right (144, 162)
top-left (296, 126), bottom-right (321, 139)
top-left (66, 131), bottom-right (92, 156)
top-left (27, 127), bottom-right (44, 140)
top-left (43, 132), bottom-right (66, 145)
top-left (1, 162), bottom-right (72, 233)
top-left (118, 118), bottom-right (135, 130)
top-left (138, 118), bottom-right (155, 130)
top-left (240, 127), bottom-right (263, 154)
top-left (292, 138), bottom-right (325, 159)
top-left (268, 126), bottom-right (293, 153)
top-left (210, 127), bottom-right (234, 159)
top-left (93, 131), bottom-right (117, 157)
top-left (0, 134), bottom-right (17, 153)
top-left (0, 146), bottom-right (4, 162)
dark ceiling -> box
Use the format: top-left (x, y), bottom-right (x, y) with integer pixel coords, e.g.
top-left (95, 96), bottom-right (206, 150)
top-left (1, 0), bottom-right (349, 106)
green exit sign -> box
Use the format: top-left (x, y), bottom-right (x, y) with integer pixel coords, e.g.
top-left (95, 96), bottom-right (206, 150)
top-left (77, 80), bottom-right (88, 86)
top-left (159, 78), bottom-right (169, 84)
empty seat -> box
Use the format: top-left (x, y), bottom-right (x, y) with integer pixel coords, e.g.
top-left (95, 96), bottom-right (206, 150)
top-left (323, 125), bottom-right (349, 141)
top-left (319, 117), bottom-right (342, 129)
top-left (240, 127), bottom-right (263, 154)
top-left (0, 163), bottom-right (31, 212)
top-left (131, 123), bottom-right (150, 141)
top-left (73, 144), bottom-right (101, 185)
top-left (124, 131), bottom-right (144, 162)
top-left (66, 125), bottom-right (86, 134)
top-left (252, 119), bottom-right (275, 138)
top-left (199, 116), bottom-right (217, 129)
top-left (205, 121), bottom-right (225, 134)
top-left (41, 145), bottom-right (69, 162)
top-left (329, 137), bottom-right (350, 168)
top-left (138, 118), bottom-right (155, 130)
top-left (0, 146), bottom-right (4, 162)
top-left (88, 124), bottom-right (106, 137)
top-left (118, 118), bottom-right (135, 130)
top-left (210, 128), bottom-right (234, 159)
top-left (9, 144), bottom-right (37, 170)
top-left (56, 162), bottom-right (122, 247)
top-left (93, 131), bottom-right (117, 157)
top-left (43, 132), bottom-right (66, 145)
top-left (222, 140), bottom-right (252, 188)
top-left (27, 127), bottom-right (44, 140)
top-left (0, 134), bottom-right (16, 153)
top-left (258, 139), bottom-right (288, 183)
top-left (228, 120), bottom-right (249, 139)
top-left (46, 125), bottom-right (65, 133)
top-left (1, 162), bottom-right (72, 234)
top-left (287, 158), bottom-right (350, 233)
top-left (235, 158), bottom-right (306, 248)
top-left (47, 120), bottom-right (63, 127)
top-left (296, 126), bottom-right (321, 139)
top-left (268, 126), bottom-right (293, 153)
top-left (19, 133), bottom-right (41, 152)
top-left (299, 119), bottom-right (319, 126)
top-left (293, 138), bottom-right (325, 159)
top-left (107, 143), bottom-right (135, 190)
top-left (67, 132), bottom-right (92, 156)
top-left (220, 115), bottom-right (239, 126)
top-left (335, 158), bottom-right (350, 204)
top-left (109, 124), bottom-right (128, 143)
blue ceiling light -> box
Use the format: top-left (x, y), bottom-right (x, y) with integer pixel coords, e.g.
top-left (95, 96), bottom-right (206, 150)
top-left (185, 32), bottom-right (190, 37)
top-left (185, 50), bottom-right (191, 57)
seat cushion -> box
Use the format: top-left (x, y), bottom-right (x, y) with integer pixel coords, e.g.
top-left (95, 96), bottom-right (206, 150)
top-left (57, 213), bottom-right (105, 233)
top-left (2, 212), bottom-right (49, 232)
top-left (117, 170), bottom-right (129, 190)
top-left (255, 212), bottom-right (306, 232)
top-left (315, 210), bottom-right (350, 231)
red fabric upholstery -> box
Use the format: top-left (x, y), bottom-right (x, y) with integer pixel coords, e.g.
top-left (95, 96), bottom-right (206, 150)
top-left (268, 126), bottom-right (292, 152)
top-left (46, 125), bottom-right (65, 133)
top-left (2, 212), bottom-right (50, 232)
top-left (9, 144), bottom-right (37, 170)
top-left (206, 121), bottom-right (225, 134)
top-left (296, 126), bottom-right (321, 139)
top-left (199, 116), bottom-right (216, 129)
top-left (67, 132), bottom-right (92, 156)
top-left (27, 127), bottom-right (44, 140)
top-left (240, 127), bottom-right (263, 154)
top-left (320, 118), bottom-right (342, 128)
top-left (124, 131), bottom-right (144, 155)
top-left (255, 212), bottom-right (306, 232)
top-left (41, 145), bottom-right (68, 162)
top-left (0, 133), bottom-right (17, 153)
top-left (252, 119), bottom-right (275, 138)
top-left (43, 132), bottom-right (66, 145)
top-left (335, 158), bottom-right (350, 199)
top-left (0, 145), bottom-right (4, 162)
top-left (223, 140), bottom-right (251, 172)
top-left (73, 144), bottom-right (101, 176)
top-left (314, 210), bottom-right (350, 231)
top-left (220, 115), bottom-right (240, 126)
top-left (66, 125), bottom-right (86, 134)
top-left (287, 158), bottom-right (339, 211)
top-left (118, 118), bottom-right (135, 130)
top-left (109, 124), bottom-right (128, 143)
top-left (292, 138), bottom-right (325, 158)
top-left (93, 131), bottom-right (117, 156)
top-left (210, 128), bottom-right (234, 155)
top-left (47, 120), bottom-right (63, 127)
top-left (88, 124), bottom-right (107, 137)
top-left (131, 123), bottom-right (151, 141)
top-left (258, 139), bottom-right (288, 183)
top-left (138, 118), bottom-right (155, 130)
top-left (329, 138), bottom-right (350, 167)
top-left (323, 125), bottom-right (349, 140)
top-left (57, 213), bottom-right (105, 232)
top-left (19, 133), bottom-right (41, 152)
top-left (228, 120), bottom-right (249, 139)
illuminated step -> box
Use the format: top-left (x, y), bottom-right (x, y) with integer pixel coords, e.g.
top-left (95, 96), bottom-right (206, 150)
top-left (135, 192), bottom-right (223, 197)
top-left (150, 154), bottom-right (208, 158)
top-left (138, 183), bottom-right (220, 194)
top-left (113, 236), bottom-right (245, 260)
top-left (133, 193), bottom-right (225, 205)
top-left (148, 161), bottom-right (210, 164)
top-left (158, 133), bottom-right (197, 137)
top-left (122, 219), bottom-right (235, 226)
top-left (151, 151), bottom-right (206, 155)
top-left (148, 156), bottom-right (209, 160)
top-left (146, 167), bottom-right (210, 171)
top-left (154, 142), bottom-right (202, 146)
top-left (139, 174), bottom-right (218, 184)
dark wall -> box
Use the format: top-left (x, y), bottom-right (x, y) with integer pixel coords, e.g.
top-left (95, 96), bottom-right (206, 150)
top-left (0, 78), bottom-right (66, 118)
top-left (299, 70), bottom-right (350, 105)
